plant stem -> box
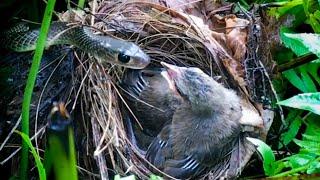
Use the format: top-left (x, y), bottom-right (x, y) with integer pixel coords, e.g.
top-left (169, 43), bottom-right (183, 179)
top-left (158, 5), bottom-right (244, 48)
top-left (19, 0), bottom-right (56, 179)
top-left (276, 53), bottom-right (318, 72)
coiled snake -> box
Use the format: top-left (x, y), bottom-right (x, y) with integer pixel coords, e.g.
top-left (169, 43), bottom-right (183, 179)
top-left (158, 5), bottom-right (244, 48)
top-left (0, 21), bottom-right (150, 69)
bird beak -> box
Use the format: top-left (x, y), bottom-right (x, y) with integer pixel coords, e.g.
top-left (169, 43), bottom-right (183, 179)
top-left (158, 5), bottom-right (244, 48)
top-left (160, 62), bottom-right (183, 93)
top-left (160, 62), bottom-right (182, 79)
top-left (161, 71), bottom-right (176, 91)
top-left (49, 102), bottom-right (71, 122)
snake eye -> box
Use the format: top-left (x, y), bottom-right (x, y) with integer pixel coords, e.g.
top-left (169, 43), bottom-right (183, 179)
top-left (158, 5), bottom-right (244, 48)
top-left (118, 53), bottom-right (130, 63)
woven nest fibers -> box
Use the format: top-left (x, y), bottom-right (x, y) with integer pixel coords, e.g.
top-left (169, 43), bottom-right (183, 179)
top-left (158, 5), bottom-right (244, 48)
top-left (0, 0), bottom-right (276, 179)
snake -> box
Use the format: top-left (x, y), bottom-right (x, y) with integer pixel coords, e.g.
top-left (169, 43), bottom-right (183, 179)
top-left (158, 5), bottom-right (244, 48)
top-left (0, 21), bottom-right (150, 69)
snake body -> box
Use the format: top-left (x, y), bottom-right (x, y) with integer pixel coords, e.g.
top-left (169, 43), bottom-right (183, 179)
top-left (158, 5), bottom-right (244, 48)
top-left (1, 22), bottom-right (150, 69)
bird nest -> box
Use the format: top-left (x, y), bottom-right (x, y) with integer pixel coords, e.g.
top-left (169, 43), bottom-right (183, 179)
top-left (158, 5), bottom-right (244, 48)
top-left (1, 0), bottom-right (276, 179)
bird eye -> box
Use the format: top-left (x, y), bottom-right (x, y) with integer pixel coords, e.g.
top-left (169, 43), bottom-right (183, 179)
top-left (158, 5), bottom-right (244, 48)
top-left (118, 53), bottom-right (131, 63)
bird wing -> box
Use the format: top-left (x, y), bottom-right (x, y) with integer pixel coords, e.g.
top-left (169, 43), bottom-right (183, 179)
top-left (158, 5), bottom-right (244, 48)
top-left (163, 155), bottom-right (206, 179)
top-left (146, 109), bottom-right (239, 178)
top-left (146, 124), bottom-right (206, 179)
top-left (146, 124), bottom-right (171, 168)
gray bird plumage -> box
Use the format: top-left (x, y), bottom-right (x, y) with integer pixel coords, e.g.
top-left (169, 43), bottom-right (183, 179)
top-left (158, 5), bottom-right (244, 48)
top-left (121, 67), bottom-right (182, 137)
top-left (145, 62), bottom-right (242, 179)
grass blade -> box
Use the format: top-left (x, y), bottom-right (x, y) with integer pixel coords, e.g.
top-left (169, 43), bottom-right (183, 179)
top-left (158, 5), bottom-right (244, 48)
top-left (16, 131), bottom-right (46, 180)
top-left (78, 0), bottom-right (85, 9)
top-left (20, 0), bottom-right (56, 179)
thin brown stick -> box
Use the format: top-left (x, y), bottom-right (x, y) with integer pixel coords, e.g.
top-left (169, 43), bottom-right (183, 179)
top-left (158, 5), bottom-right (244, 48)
top-left (276, 53), bottom-right (318, 73)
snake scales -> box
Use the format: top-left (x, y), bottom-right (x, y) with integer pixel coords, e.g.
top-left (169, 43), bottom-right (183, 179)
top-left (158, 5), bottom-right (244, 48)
top-left (0, 21), bottom-right (150, 69)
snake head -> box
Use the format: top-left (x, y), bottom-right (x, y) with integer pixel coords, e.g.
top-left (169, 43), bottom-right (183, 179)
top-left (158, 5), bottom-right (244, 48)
top-left (93, 37), bottom-right (150, 69)
top-left (81, 26), bottom-right (150, 69)
top-left (116, 42), bottom-right (150, 69)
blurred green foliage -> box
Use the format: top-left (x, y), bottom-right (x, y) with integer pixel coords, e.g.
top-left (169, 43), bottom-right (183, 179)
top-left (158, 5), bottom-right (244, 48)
top-left (251, 0), bottom-right (320, 177)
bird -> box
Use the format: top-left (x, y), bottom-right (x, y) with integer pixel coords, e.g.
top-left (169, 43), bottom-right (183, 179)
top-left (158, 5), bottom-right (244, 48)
top-left (120, 67), bottom-right (183, 136)
top-left (45, 102), bottom-right (78, 180)
top-left (145, 62), bottom-right (242, 179)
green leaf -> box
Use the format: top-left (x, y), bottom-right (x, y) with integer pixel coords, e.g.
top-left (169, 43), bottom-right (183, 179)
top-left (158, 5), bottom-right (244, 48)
top-left (305, 116), bottom-right (320, 135)
top-left (303, 0), bottom-right (310, 16)
top-left (309, 11), bottom-right (320, 33)
top-left (247, 137), bottom-right (277, 176)
top-left (283, 70), bottom-right (308, 92)
top-left (293, 139), bottom-right (320, 153)
top-left (277, 93), bottom-right (320, 115)
top-left (302, 134), bottom-right (320, 142)
top-left (285, 153), bottom-right (315, 168)
top-left (279, 114), bottom-right (303, 149)
top-left (272, 116), bottom-right (320, 177)
top-left (280, 29), bottom-right (320, 92)
top-left (298, 60), bottom-right (320, 88)
top-left (307, 160), bottom-right (320, 174)
top-left (77, 0), bottom-right (85, 9)
top-left (282, 67), bottom-right (317, 93)
top-left (15, 131), bottom-right (46, 180)
top-left (300, 70), bottom-right (317, 92)
top-left (280, 29), bottom-right (310, 56)
top-left (303, 0), bottom-right (320, 15)
top-left (273, 160), bottom-right (287, 175)
top-left (283, 33), bottom-right (320, 58)
top-left (306, 59), bottom-right (320, 86)
top-left (268, 0), bottom-right (304, 19)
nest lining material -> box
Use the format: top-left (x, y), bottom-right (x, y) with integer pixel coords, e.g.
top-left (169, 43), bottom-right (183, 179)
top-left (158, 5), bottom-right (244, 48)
top-left (0, 0), bottom-right (275, 179)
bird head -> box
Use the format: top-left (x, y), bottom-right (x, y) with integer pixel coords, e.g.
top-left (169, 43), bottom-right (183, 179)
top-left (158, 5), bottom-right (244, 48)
top-left (47, 102), bottom-right (72, 131)
top-left (160, 62), bottom-right (224, 115)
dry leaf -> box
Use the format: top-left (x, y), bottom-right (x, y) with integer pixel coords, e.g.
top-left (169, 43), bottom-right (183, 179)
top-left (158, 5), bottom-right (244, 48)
top-left (225, 14), bottom-right (249, 61)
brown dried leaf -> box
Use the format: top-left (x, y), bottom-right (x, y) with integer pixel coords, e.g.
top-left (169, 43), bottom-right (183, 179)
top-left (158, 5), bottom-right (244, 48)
top-left (225, 15), bottom-right (249, 61)
top-left (203, 0), bottom-right (224, 13)
top-left (162, 0), bottom-right (202, 16)
top-left (221, 57), bottom-right (247, 89)
top-left (220, 15), bottom-right (250, 96)
top-left (182, 13), bottom-right (233, 74)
